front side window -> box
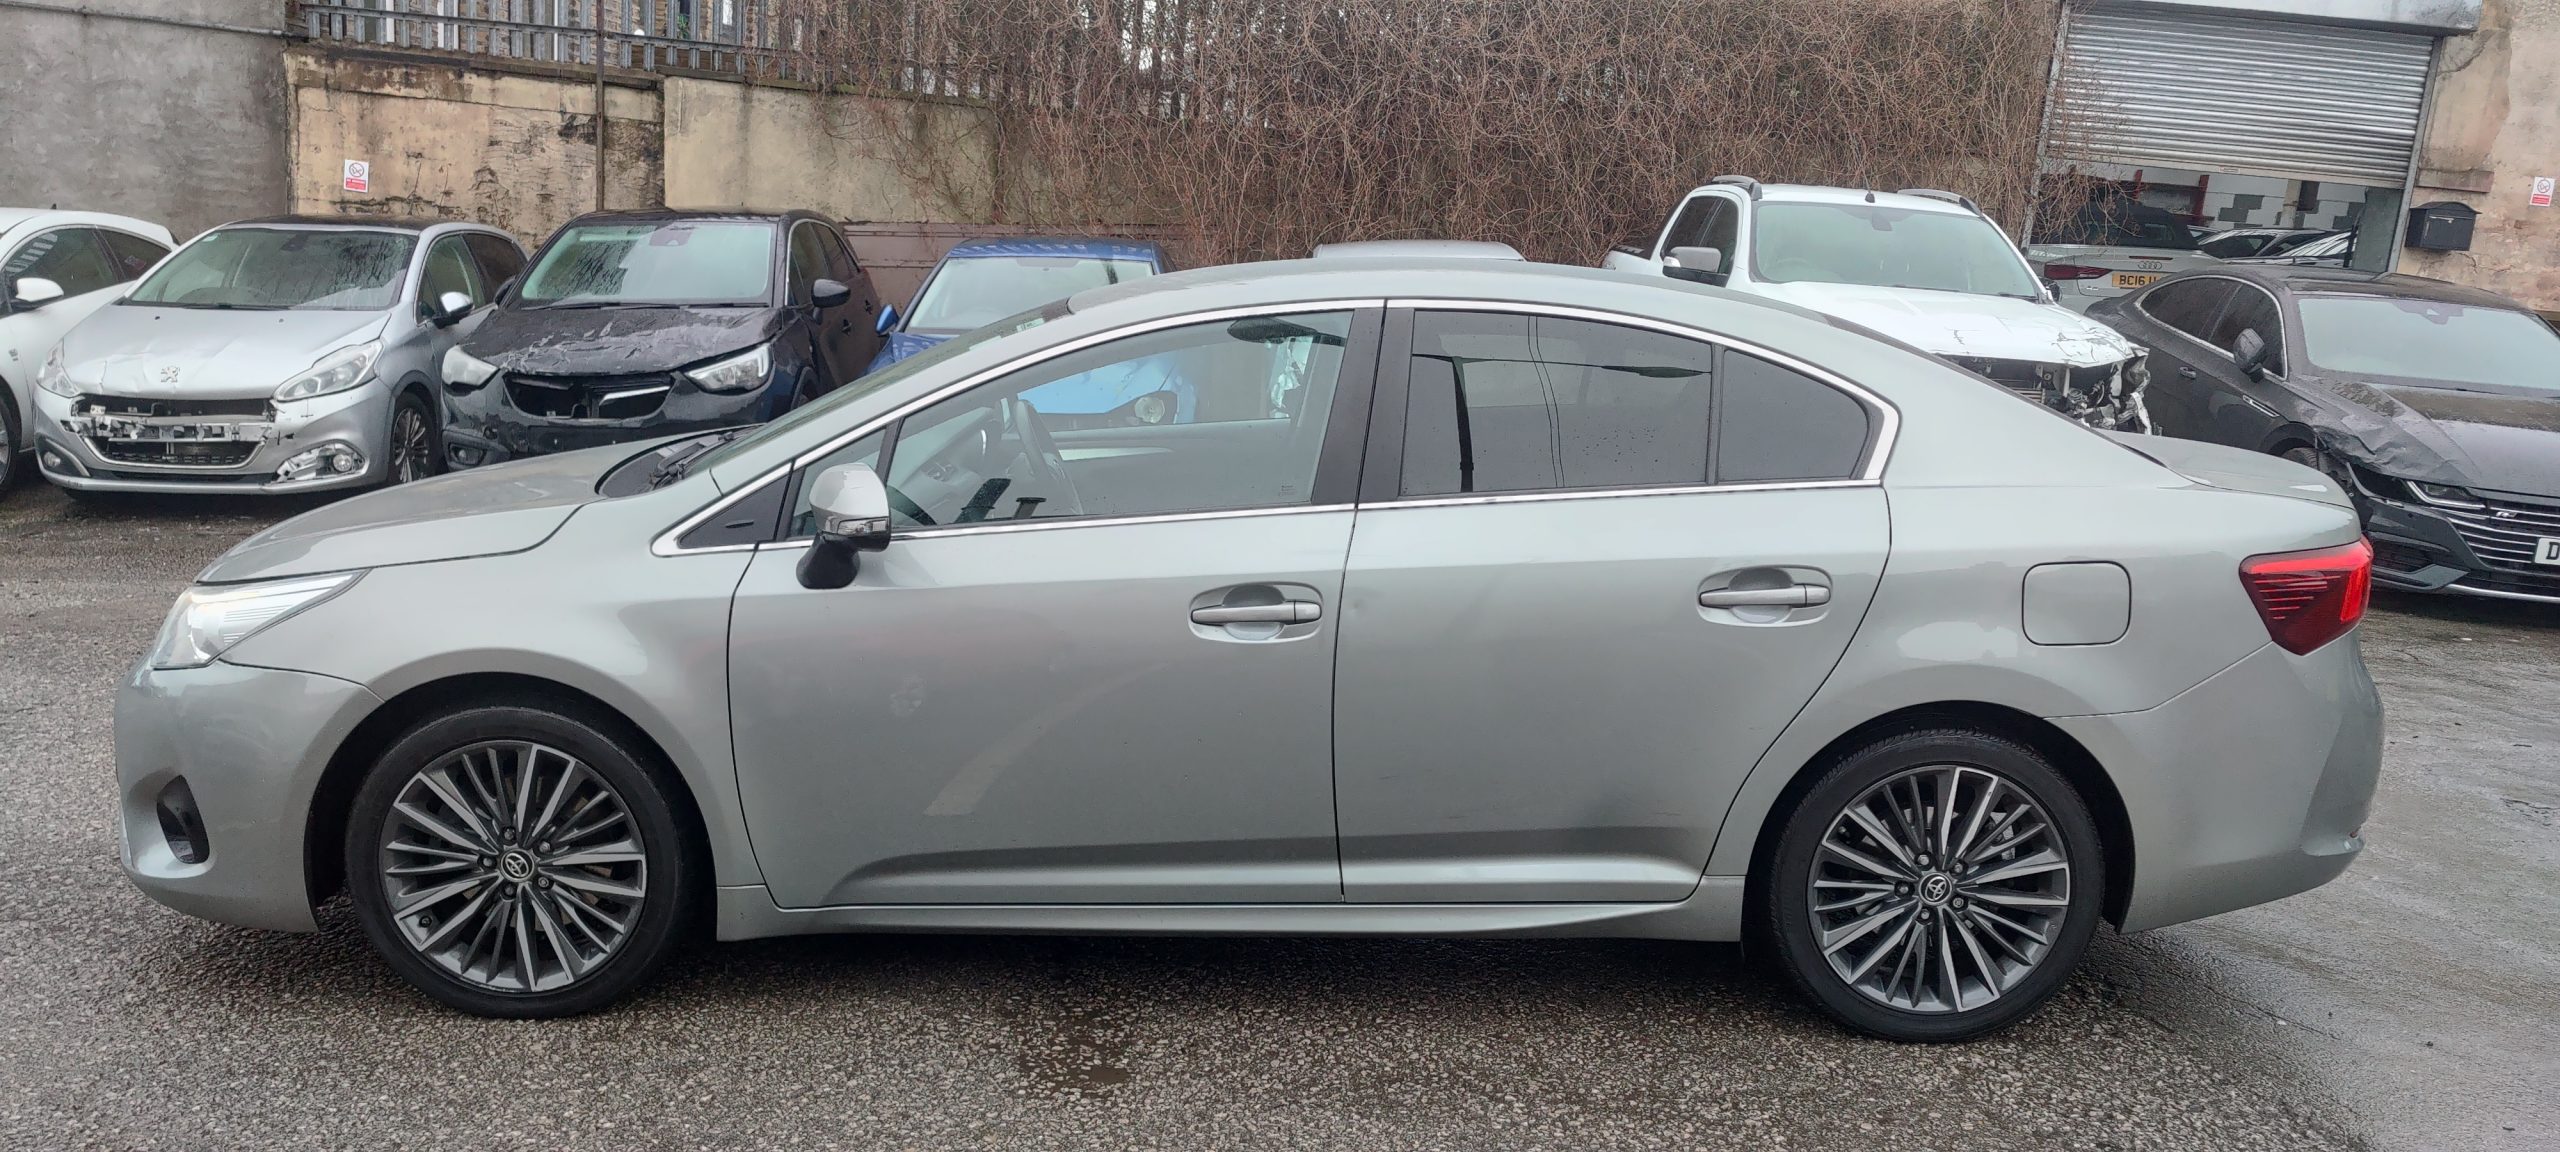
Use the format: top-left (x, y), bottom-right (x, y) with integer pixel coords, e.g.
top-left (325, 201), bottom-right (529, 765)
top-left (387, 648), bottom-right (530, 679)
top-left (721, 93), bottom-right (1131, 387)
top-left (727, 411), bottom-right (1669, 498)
top-left (418, 236), bottom-right (481, 313)
top-left (2296, 297), bottom-right (2560, 392)
top-left (855, 311), bottom-right (1351, 530)
top-left (519, 220), bottom-right (774, 307)
top-left (124, 227), bottom-right (416, 311)
top-left (787, 223), bottom-right (830, 306)
top-left (2209, 286), bottom-right (2285, 373)
top-left (7, 228), bottom-right (119, 298)
top-left (907, 255), bottom-right (1157, 333)
top-left (1662, 196), bottom-right (1738, 259)
top-left (1751, 203), bottom-right (2040, 299)
top-left (2138, 278), bottom-right (2236, 341)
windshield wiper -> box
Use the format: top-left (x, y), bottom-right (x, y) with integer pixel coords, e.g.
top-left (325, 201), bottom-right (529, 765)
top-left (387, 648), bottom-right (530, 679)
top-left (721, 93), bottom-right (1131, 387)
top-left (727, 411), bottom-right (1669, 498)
top-left (646, 428), bottom-right (748, 488)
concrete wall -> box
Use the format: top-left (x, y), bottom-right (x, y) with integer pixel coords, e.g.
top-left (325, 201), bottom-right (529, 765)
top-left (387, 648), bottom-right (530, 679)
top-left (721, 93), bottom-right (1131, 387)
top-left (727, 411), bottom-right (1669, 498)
top-left (661, 78), bottom-right (999, 225)
top-left (2403, 0), bottom-right (2560, 310)
top-left (0, 0), bottom-right (288, 238)
top-left (285, 47), bottom-right (665, 246)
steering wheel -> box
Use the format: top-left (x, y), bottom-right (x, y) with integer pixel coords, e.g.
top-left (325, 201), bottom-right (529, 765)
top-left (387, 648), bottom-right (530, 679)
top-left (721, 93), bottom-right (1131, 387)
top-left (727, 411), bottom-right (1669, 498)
top-left (1003, 396), bottom-right (1082, 517)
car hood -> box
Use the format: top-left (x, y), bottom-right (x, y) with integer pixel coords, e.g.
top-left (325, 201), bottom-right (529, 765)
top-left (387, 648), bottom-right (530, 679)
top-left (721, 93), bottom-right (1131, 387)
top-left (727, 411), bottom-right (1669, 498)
top-left (59, 305), bottom-right (387, 400)
top-left (199, 444), bottom-right (632, 583)
top-left (463, 304), bottom-right (782, 376)
top-left (2312, 377), bottom-right (2560, 496)
top-left (1748, 282), bottom-right (2137, 366)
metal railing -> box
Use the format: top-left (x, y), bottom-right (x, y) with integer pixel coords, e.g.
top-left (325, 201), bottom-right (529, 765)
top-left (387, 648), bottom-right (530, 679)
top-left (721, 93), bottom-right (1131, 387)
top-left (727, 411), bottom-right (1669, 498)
top-left (292, 0), bottom-right (808, 79)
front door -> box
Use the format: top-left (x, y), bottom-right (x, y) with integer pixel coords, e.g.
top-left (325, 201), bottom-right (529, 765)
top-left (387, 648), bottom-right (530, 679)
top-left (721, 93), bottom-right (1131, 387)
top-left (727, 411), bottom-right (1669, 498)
top-left (1332, 307), bottom-right (1891, 902)
top-left (730, 306), bottom-right (1379, 907)
top-left (2122, 277), bottom-right (2236, 440)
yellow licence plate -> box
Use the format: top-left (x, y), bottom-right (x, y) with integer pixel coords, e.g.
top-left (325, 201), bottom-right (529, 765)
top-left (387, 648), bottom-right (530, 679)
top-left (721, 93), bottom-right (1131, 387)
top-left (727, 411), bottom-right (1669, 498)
top-left (2113, 272), bottom-right (2162, 289)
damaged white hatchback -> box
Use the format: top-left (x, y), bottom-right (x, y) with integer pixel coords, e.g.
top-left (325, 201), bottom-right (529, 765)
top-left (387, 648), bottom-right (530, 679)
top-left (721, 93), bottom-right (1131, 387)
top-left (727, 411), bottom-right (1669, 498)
top-left (1605, 179), bottom-right (2152, 432)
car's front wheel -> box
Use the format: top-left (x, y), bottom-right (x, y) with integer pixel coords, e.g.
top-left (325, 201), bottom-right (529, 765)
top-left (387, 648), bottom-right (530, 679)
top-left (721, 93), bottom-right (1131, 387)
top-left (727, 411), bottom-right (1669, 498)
top-left (1767, 729), bottom-right (2105, 1042)
top-left (388, 389), bottom-right (439, 485)
top-left (345, 703), bottom-right (699, 1017)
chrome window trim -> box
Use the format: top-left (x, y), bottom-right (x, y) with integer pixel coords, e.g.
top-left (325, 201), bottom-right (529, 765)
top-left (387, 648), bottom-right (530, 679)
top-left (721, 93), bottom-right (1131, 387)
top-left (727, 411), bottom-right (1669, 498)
top-left (1381, 297), bottom-right (1900, 484)
top-left (2134, 275), bottom-right (2288, 377)
top-left (651, 298), bottom-right (1386, 556)
top-left (1372, 478), bottom-right (1880, 512)
top-left (749, 502), bottom-right (1361, 553)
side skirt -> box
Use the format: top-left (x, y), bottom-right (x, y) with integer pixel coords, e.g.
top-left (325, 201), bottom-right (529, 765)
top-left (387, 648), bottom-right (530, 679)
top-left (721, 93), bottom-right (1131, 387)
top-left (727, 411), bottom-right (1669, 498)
top-left (713, 878), bottom-right (1747, 943)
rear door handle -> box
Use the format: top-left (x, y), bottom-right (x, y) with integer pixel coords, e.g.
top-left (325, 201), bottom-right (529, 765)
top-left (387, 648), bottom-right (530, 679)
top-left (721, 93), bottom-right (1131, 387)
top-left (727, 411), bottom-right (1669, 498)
top-left (1192, 601), bottom-right (1322, 625)
top-left (1699, 584), bottom-right (1831, 609)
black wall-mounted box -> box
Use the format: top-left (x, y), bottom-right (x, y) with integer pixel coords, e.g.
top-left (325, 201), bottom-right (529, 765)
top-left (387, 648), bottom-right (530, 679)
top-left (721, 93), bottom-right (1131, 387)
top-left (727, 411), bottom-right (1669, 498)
top-left (2405, 201), bottom-right (2478, 251)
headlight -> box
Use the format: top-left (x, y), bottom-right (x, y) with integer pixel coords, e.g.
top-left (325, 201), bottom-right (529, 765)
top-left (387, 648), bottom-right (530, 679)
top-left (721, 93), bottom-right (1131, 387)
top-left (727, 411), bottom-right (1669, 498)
top-left (443, 346), bottom-right (499, 390)
top-left (36, 345), bottom-right (78, 398)
top-left (274, 342), bottom-right (380, 403)
top-left (686, 344), bottom-right (771, 394)
top-left (147, 571), bottom-right (362, 670)
top-left (2407, 481), bottom-right (2486, 510)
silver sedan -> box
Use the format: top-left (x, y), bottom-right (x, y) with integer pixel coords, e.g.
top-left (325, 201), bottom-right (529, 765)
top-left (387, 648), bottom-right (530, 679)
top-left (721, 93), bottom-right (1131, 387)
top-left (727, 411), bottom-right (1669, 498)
top-left (114, 259), bottom-right (2381, 1041)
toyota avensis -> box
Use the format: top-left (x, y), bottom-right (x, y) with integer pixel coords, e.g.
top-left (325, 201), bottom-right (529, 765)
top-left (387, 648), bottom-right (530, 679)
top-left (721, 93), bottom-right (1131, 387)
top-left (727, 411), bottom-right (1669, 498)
top-left (116, 260), bottom-right (2381, 1041)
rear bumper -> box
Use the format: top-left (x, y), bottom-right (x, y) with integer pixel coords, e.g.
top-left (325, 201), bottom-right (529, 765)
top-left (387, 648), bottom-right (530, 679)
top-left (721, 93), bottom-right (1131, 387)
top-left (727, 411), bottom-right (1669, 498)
top-left (2053, 636), bottom-right (2381, 933)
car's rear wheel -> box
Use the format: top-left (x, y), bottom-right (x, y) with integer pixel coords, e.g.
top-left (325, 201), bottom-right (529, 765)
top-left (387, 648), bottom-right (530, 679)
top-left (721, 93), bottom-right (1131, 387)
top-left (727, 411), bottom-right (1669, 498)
top-left (1768, 729), bottom-right (2104, 1042)
top-left (345, 703), bottom-right (698, 1017)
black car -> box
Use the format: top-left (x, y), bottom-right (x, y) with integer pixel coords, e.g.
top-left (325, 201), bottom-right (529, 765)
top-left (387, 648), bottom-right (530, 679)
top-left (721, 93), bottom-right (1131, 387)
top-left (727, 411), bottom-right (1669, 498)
top-left (439, 209), bottom-right (884, 469)
top-left (2092, 266), bottom-right (2560, 603)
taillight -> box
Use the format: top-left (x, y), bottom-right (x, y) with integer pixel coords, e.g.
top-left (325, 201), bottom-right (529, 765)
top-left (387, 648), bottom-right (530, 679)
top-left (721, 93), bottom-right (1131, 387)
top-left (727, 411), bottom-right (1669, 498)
top-left (2239, 539), bottom-right (2372, 655)
top-left (2043, 263), bottom-right (2112, 281)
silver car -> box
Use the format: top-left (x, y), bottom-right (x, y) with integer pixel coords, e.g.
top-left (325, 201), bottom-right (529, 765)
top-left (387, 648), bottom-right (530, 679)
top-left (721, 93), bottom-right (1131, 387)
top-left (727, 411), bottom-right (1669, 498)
top-left (114, 260), bottom-right (2381, 1041)
top-left (32, 216), bottom-right (523, 495)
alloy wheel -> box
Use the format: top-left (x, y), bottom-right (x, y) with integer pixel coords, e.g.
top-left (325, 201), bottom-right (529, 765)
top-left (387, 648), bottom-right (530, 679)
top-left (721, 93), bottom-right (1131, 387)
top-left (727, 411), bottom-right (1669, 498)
top-left (392, 404), bottom-right (433, 484)
top-left (376, 740), bottom-right (648, 994)
top-left (1806, 764), bottom-right (2073, 1014)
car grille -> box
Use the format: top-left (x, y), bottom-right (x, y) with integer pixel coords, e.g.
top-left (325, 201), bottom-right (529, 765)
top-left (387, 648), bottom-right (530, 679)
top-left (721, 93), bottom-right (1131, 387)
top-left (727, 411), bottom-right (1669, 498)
top-left (2369, 539), bottom-right (2438, 574)
top-left (90, 440), bottom-right (258, 467)
top-left (505, 373), bottom-right (675, 421)
top-left (2435, 493), bottom-right (2560, 572)
top-left (1946, 357), bottom-right (2049, 401)
top-left (78, 394), bottom-right (272, 419)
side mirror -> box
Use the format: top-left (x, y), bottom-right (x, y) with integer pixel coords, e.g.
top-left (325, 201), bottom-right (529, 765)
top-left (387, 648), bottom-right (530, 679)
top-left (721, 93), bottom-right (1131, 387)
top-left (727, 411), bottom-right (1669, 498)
top-left (2234, 328), bottom-right (2271, 379)
top-left (1663, 246), bottom-right (1726, 285)
top-left (811, 278), bottom-right (853, 310)
top-left (873, 302), bottom-right (901, 337)
top-left (9, 276), bottom-right (65, 309)
top-left (796, 462), bottom-right (893, 590)
top-left (427, 290), bottom-right (474, 327)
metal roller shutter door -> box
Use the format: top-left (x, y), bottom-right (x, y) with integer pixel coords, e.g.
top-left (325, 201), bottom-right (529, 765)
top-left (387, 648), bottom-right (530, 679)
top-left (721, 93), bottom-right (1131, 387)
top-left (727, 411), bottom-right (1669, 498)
top-left (2052, 5), bottom-right (2433, 187)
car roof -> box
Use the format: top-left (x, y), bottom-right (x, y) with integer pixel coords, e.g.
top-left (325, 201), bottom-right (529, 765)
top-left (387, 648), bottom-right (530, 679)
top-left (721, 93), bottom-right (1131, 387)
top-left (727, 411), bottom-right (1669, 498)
top-left (225, 214), bottom-right (476, 232)
top-left (1684, 184), bottom-right (1976, 216)
top-left (557, 208), bottom-right (825, 228)
top-left (942, 236), bottom-right (1165, 262)
top-left (2194, 264), bottom-right (2527, 309)
top-left (0, 208), bottom-right (173, 238)
top-left (1312, 239), bottom-right (1525, 260)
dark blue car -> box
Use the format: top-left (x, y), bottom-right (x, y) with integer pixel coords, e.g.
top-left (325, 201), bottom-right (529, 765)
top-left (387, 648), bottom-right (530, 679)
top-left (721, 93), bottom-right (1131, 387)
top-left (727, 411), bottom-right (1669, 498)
top-left (864, 237), bottom-right (1176, 420)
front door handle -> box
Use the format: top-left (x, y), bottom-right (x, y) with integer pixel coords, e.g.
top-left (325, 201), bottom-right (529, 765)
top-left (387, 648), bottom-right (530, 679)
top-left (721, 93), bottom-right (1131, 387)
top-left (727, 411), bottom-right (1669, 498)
top-left (1192, 601), bottom-right (1322, 625)
top-left (2177, 366), bottom-right (2199, 379)
top-left (1699, 584), bottom-right (1831, 609)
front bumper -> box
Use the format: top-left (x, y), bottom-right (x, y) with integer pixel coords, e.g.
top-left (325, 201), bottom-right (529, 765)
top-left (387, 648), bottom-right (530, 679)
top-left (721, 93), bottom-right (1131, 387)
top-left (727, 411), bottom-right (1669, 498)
top-left (116, 660), bottom-right (383, 932)
top-left (33, 382), bottom-right (391, 495)
top-left (2053, 636), bottom-right (2381, 933)
top-left (2357, 491), bottom-right (2560, 604)
top-left (441, 379), bottom-right (783, 470)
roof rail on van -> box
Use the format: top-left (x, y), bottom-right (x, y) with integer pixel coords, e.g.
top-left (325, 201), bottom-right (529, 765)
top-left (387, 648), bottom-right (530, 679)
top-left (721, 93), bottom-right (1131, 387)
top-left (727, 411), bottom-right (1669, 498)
top-left (1897, 187), bottom-right (1981, 213)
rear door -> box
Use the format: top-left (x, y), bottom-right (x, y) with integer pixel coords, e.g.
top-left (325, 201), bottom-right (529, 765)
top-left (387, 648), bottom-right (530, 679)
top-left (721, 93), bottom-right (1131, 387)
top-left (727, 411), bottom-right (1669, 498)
top-left (1330, 305), bottom-right (1892, 902)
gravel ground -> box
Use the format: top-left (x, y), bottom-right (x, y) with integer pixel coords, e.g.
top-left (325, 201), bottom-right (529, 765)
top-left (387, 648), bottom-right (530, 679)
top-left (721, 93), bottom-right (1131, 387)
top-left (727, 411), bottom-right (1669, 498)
top-left (3, 483), bottom-right (2553, 1151)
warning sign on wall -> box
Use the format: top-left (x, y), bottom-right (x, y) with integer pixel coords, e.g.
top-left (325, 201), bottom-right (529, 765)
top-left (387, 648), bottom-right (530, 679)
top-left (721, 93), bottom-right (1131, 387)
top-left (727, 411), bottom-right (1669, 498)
top-left (343, 160), bottom-right (370, 194)
top-left (2533, 177), bottom-right (2555, 208)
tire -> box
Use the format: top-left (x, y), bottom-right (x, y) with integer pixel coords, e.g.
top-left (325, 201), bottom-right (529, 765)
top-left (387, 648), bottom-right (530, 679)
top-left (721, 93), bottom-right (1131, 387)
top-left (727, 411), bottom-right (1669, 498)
top-left (2278, 445), bottom-right (2321, 470)
top-left (345, 702), bottom-right (700, 1018)
top-left (1767, 729), bottom-right (2105, 1042)
top-left (388, 388), bottom-right (440, 486)
top-left (0, 386), bottom-right (22, 494)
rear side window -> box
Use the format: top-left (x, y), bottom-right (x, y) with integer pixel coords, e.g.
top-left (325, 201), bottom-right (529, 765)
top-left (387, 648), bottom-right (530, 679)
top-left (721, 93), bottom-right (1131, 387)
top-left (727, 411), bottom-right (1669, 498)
top-left (2138, 278), bottom-right (2236, 340)
top-left (1715, 351), bottom-right (1871, 483)
top-left (1396, 312), bottom-right (1870, 496)
top-left (463, 233), bottom-right (525, 295)
top-left (100, 231), bottom-right (170, 280)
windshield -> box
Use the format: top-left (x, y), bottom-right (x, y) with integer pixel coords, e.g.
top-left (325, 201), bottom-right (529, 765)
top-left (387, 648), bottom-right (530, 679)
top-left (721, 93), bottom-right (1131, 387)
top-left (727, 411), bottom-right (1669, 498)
top-left (684, 301), bottom-right (1064, 477)
top-left (1752, 203), bottom-right (2041, 298)
top-left (2298, 296), bottom-right (2560, 392)
top-left (907, 255), bottom-right (1155, 332)
top-left (124, 228), bottom-right (415, 311)
top-left (520, 221), bottom-right (774, 307)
